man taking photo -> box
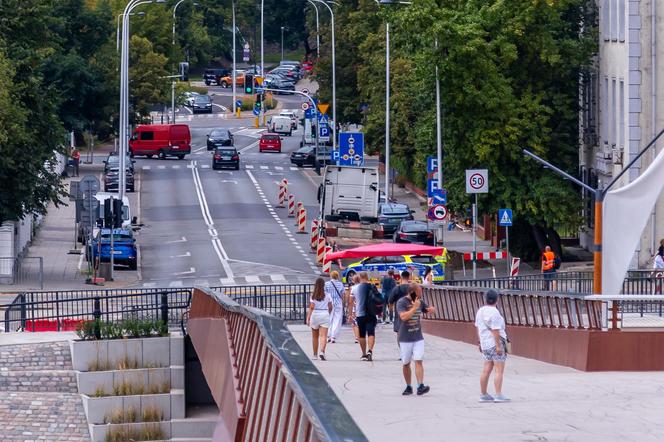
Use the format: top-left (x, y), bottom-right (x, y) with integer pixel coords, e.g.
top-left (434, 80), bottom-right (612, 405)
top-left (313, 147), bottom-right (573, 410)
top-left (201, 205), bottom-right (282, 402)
top-left (396, 283), bottom-right (435, 396)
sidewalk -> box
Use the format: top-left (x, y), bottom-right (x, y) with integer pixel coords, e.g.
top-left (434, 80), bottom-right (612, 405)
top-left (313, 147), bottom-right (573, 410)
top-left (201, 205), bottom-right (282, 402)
top-left (288, 323), bottom-right (664, 442)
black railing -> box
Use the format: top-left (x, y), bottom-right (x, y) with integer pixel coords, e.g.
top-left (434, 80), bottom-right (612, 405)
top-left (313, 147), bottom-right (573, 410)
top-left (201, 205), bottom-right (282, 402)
top-left (2, 284), bottom-right (315, 332)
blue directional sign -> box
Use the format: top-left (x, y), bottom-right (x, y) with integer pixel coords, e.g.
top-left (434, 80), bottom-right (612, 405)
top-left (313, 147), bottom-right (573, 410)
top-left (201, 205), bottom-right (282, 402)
top-left (430, 188), bottom-right (447, 205)
top-left (235, 99), bottom-right (243, 108)
top-left (319, 124), bottom-right (330, 140)
top-left (338, 132), bottom-right (364, 166)
top-left (427, 178), bottom-right (443, 197)
top-left (252, 106), bottom-right (260, 116)
top-left (331, 150), bottom-right (340, 162)
top-left (427, 156), bottom-right (439, 174)
top-left (498, 208), bottom-right (513, 227)
top-left (304, 108), bottom-right (314, 119)
top-left (318, 113), bottom-right (329, 125)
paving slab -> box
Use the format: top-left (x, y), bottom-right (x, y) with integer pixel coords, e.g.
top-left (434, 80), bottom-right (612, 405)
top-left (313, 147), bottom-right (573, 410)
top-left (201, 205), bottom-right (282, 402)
top-left (288, 323), bottom-right (664, 442)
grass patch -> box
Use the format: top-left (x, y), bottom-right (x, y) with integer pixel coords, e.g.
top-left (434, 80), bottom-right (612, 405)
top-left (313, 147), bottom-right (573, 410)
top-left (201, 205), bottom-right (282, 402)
top-left (104, 407), bottom-right (138, 424)
top-left (104, 423), bottom-right (164, 442)
top-left (141, 405), bottom-right (164, 423)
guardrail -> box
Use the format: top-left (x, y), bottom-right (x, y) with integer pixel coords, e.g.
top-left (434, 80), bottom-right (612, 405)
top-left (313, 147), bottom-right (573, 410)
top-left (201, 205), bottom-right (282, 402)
top-left (0, 256), bottom-right (43, 289)
top-left (423, 286), bottom-right (604, 330)
top-left (187, 288), bottom-right (366, 441)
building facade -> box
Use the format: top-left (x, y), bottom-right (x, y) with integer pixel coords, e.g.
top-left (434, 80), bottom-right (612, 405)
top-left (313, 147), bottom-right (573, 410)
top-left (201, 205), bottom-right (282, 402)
top-left (580, 0), bottom-right (663, 267)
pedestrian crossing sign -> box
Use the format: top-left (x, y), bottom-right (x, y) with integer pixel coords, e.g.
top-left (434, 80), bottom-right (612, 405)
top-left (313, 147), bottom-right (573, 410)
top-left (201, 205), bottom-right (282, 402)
top-left (498, 208), bottom-right (513, 227)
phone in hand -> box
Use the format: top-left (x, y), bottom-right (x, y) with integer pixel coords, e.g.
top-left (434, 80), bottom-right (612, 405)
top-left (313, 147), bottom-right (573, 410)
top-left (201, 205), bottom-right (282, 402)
top-left (410, 292), bottom-right (417, 302)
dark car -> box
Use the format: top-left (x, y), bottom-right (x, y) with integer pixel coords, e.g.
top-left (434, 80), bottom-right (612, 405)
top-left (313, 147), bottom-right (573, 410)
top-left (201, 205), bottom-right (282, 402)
top-left (103, 153), bottom-right (134, 174)
top-left (192, 95), bottom-right (213, 114)
top-left (393, 220), bottom-right (434, 245)
top-left (104, 167), bottom-right (135, 192)
top-left (270, 79), bottom-right (295, 94)
top-left (203, 68), bottom-right (230, 86)
top-left (88, 228), bottom-right (137, 270)
top-left (378, 203), bottom-right (415, 234)
top-left (212, 147), bottom-right (240, 170)
top-left (207, 129), bottom-right (234, 150)
top-left (290, 145), bottom-right (316, 167)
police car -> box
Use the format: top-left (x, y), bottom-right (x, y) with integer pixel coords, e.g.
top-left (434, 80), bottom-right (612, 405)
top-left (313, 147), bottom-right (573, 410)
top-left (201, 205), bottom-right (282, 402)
top-left (342, 253), bottom-right (447, 284)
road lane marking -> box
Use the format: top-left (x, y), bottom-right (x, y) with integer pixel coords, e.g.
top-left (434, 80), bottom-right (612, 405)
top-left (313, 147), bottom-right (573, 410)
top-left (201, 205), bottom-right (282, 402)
top-left (192, 146), bottom-right (207, 153)
top-left (174, 267), bottom-right (196, 275)
top-left (172, 165), bottom-right (181, 169)
top-left (201, 165), bottom-right (210, 169)
top-left (157, 165), bottom-right (166, 170)
top-left (166, 236), bottom-right (187, 243)
top-left (245, 275), bottom-right (261, 284)
top-left (169, 280), bottom-right (184, 287)
top-left (170, 252), bottom-right (192, 258)
top-left (260, 165), bottom-right (269, 170)
top-left (290, 167), bottom-right (299, 171)
top-left (220, 180), bottom-right (238, 184)
top-left (274, 166), bottom-right (283, 170)
top-left (143, 166), bottom-right (151, 170)
top-left (191, 161), bottom-right (234, 278)
top-left (239, 140), bottom-right (259, 153)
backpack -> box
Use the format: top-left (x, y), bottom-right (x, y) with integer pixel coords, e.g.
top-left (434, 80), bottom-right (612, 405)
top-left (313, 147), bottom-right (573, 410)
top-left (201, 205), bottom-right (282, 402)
top-left (554, 255), bottom-right (562, 270)
top-left (364, 283), bottom-right (384, 317)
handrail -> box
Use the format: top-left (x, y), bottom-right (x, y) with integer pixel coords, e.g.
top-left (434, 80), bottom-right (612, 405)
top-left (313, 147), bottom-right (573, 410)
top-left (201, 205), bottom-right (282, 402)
top-left (189, 287), bottom-right (367, 442)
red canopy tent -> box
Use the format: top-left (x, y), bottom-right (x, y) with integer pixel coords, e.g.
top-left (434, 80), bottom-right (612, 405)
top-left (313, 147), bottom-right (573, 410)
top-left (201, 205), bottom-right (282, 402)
top-left (324, 242), bottom-right (445, 263)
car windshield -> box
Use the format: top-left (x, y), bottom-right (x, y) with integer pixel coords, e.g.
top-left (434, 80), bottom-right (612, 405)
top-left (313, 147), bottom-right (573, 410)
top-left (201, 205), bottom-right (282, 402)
top-left (409, 255), bottom-right (437, 264)
top-left (100, 233), bottom-right (132, 241)
top-left (263, 135), bottom-right (279, 141)
top-left (402, 222), bottom-right (429, 232)
top-left (217, 149), bottom-right (236, 156)
top-left (210, 130), bottom-right (229, 139)
top-left (381, 204), bottom-right (409, 215)
top-left (194, 96), bottom-right (211, 103)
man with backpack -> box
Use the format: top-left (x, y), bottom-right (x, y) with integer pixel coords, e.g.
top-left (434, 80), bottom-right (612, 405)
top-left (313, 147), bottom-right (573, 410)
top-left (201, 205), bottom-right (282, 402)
top-left (354, 272), bottom-right (383, 361)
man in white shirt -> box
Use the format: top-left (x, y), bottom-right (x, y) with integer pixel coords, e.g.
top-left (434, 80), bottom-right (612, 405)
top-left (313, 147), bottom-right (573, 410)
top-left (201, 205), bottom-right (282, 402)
top-left (474, 289), bottom-right (510, 403)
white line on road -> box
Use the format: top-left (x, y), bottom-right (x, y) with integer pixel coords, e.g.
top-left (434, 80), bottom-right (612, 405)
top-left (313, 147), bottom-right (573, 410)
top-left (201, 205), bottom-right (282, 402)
top-left (172, 165), bottom-right (181, 169)
top-left (169, 280), bottom-right (184, 287)
top-left (290, 167), bottom-right (299, 171)
top-left (170, 252), bottom-right (192, 258)
top-left (245, 275), bottom-right (261, 284)
top-left (260, 165), bottom-right (269, 170)
top-left (142, 166), bottom-right (151, 170)
top-left (174, 267), bottom-right (196, 275)
top-left (220, 180), bottom-right (238, 184)
top-left (274, 166), bottom-right (283, 170)
top-left (157, 165), bottom-right (166, 170)
top-left (239, 140), bottom-right (259, 153)
top-left (192, 146), bottom-right (207, 153)
top-left (166, 236), bottom-right (187, 243)
top-left (245, 165), bottom-right (254, 169)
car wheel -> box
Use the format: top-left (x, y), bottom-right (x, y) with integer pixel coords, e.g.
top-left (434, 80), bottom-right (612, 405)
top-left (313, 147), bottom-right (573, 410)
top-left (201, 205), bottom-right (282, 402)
top-left (128, 260), bottom-right (137, 271)
top-left (158, 150), bottom-right (166, 160)
top-left (235, 164), bottom-right (240, 171)
top-left (296, 163), bottom-right (303, 167)
top-left (146, 154), bottom-right (153, 159)
top-left (205, 81), bottom-right (211, 86)
top-left (129, 186), bottom-right (135, 193)
top-left (288, 131), bottom-right (292, 136)
top-left (345, 270), bottom-right (356, 281)
top-left (221, 81), bottom-right (228, 88)
top-left (212, 164), bottom-right (218, 170)
top-left (177, 154), bottom-right (185, 160)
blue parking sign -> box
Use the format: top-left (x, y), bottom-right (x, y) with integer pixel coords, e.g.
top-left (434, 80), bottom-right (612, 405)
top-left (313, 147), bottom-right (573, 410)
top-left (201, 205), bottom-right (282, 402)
top-left (339, 132), bottom-right (364, 166)
top-left (427, 178), bottom-right (443, 197)
top-left (427, 156), bottom-right (439, 174)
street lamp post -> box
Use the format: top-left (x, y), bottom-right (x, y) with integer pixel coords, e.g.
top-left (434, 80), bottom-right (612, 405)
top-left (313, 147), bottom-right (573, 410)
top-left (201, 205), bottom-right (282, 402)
top-left (232, 0), bottom-right (237, 115)
top-left (306, 0), bottom-right (320, 58)
top-left (281, 26), bottom-right (286, 61)
top-left (117, 12), bottom-right (144, 53)
top-left (172, 0), bottom-right (197, 124)
top-left (435, 38), bottom-right (444, 245)
top-left (311, 0), bottom-right (336, 154)
top-left (260, 0), bottom-right (265, 126)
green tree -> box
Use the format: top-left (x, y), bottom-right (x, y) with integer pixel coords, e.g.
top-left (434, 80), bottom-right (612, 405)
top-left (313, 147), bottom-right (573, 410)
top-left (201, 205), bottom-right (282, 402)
top-left (129, 35), bottom-right (170, 119)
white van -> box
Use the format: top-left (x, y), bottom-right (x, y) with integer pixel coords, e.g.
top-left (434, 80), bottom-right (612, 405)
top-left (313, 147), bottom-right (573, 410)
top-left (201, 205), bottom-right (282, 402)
top-left (270, 116), bottom-right (293, 136)
top-left (320, 165), bottom-right (379, 222)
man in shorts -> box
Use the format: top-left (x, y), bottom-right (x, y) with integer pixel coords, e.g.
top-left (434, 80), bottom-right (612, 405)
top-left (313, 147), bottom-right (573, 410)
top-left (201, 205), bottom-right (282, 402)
top-left (396, 283), bottom-right (435, 396)
top-left (388, 270), bottom-right (411, 347)
top-left (354, 272), bottom-right (378, 361)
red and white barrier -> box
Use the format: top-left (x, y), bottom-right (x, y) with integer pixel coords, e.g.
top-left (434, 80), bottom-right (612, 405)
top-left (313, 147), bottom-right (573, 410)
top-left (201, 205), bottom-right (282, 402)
top-left (316, 236), bottom-right (326, 264)
top-left (295, 202), bottom-right (303, 226)
top-left (288, 194), bottom-right (296, 218)
top-left (322, 245), bottom-right (333, 274)
top-left (297, 207), bottom-right (307, 234)
top-left (310, 219), bottom-right (319, 252)
top-left (463, 251), bottom-right (508, 261)
top-left (277, 179), bottom-right (288, 208)
top-left (510, 257), bottom-right (521, 277)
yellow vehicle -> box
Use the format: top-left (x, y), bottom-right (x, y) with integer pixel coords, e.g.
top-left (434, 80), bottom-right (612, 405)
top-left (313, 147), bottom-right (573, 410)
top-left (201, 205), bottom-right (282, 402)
top-left (342, 251), bottom-right (447, 284)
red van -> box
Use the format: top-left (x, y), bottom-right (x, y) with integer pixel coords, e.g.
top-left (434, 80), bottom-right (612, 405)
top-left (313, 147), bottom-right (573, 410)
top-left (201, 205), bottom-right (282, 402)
top-left (129, 124), bottom-right (191, 159)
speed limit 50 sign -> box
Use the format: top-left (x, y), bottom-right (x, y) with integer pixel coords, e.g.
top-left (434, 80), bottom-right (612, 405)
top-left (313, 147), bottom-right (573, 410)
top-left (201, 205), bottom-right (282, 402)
top-left (465, 169), bottom-right (489, 194)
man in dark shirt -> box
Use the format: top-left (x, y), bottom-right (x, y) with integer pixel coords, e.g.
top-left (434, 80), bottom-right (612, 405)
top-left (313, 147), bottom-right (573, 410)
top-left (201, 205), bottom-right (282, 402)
top-left (388, 271), bottom-right (411, 337)
top-left (396, 283), bottom-right (435, 396)
top-left (380, 269), bottom-right (397, 324)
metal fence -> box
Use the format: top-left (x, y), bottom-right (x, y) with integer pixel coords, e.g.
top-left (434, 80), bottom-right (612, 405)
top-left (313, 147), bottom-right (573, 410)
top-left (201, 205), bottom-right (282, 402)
top-left (0, 256), bottom-right (43, 289)
top-left (211, 284), bottom-right (313, 323)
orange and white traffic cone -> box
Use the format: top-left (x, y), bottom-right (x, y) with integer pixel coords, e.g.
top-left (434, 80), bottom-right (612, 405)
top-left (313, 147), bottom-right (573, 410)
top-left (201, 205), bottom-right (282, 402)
top-left (295, 202), bottom-right (303, 225)
top-left (317, 236), bottom-right (326, 264)
top-left (277, 179), bottom-right (288, 208)
top-left (310, 219), bottom-right (319, 253)
top-left (297, 207), bottom-right (307, 234)
top-left (288, 194), bottom-right (296, 218)
top-left (322, 245), bottom-right (333, 274)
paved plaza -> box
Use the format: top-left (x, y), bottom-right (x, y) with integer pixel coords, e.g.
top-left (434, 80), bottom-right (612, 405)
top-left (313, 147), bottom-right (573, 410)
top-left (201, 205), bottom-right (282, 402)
top-left (289, 323), bottom-right (664, 442)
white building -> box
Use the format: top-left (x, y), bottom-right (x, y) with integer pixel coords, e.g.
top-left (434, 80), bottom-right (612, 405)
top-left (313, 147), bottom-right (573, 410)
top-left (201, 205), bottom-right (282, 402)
top-left (580, 0), bottom-right (663, 266)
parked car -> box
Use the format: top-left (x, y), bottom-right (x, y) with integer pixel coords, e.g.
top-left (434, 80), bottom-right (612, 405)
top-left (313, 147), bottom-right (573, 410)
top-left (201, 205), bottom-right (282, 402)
top-left (203, 68), bottom-right (230, 86)
top-left (212, 147), bottom-right (240, 170)
top-left (183, 91), bottom-right (199, 107)
top-left (341, 254), bottom-right (445, 284)
top-left (206, 129), bottom-right (234, 150)
top-left (192, 94), bottom-right (213, 114)
top-left (88, 228), bottom-right (137, 270)
top-left (279, 111), bottom-right (298, 129)
top-left (259, 133), bottom-right (282, 153)
top-left (290, 145), bottom-right (316, 167)
top-left (129, 124), bottom-right (191, 159)
top-left (103, 153), bottom-right (134, 174)
top-left (104, 167), bottom-right (135, 193)
top-left (269, 67), bottom-right (300, 81)
top-left (378, 203), bottom-right (415, 234)
top-left (393, 220), bottom-right (434, 245)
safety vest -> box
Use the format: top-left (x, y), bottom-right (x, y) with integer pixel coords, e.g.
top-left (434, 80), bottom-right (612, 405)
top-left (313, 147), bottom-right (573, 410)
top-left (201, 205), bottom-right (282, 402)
top-left (542, 251), bottom-right (555, 271)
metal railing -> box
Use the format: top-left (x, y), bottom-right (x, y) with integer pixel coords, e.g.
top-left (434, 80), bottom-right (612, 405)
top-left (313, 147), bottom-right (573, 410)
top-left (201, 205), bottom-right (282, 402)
top-left (0, 256), bottom-right (44, 289)
top-left (423, 286), bottom-right (604, 330)
top-left (188, 288), bottom-right (366, 442)
top-left (211, 284), bottom-right (313, 322)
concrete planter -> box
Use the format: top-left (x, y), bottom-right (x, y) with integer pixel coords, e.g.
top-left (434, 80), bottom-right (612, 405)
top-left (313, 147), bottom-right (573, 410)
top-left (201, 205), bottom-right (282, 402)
top-left (76, 367), bottom-right (176, 396)
top-left (82, 391), bottom-right (184, 425)
top-left (88, 421), bottom-right (171, 442)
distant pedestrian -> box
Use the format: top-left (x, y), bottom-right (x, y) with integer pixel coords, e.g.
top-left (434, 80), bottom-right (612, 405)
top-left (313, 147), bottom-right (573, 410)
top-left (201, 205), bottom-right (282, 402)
top-left (475, 289), bottom-right (510, 403)
top-left (326, 271), bottom-right (345, 343)
top-left (652, 249), bottom-right (664, 294)
top-left (397, 283), bottom-right (435, 396)
top-left (354, 271), bottom-right (380, 361)
top-left (388, 271), bottom-right (412, 347)
top-left (422, 267), bottom-right (434, 286)
top-left (70, 148), bottom-right (81, 177)
top-left (380, 269), bottom-right (397, 324)
top-left (306, 277), bottom-right (332, 360)
top-left (541, 246), bottom-right (557, 291)
top-left (347, 274), bottom-right (361, 344)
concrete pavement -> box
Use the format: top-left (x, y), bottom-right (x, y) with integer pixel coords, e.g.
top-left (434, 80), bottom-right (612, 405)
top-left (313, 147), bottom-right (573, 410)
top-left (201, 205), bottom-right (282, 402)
top-left (288, 323), bottom-right (664, 442)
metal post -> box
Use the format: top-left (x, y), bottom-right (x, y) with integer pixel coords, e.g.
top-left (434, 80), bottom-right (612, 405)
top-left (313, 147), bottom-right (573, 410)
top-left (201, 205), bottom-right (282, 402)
top-left (260, 0), bottom-right (264, 126)
top-left (160, 292), bottom-right (169, 324)
top-left (593, 194), bottom-right (603, 295)
top-left (232, 0), bottom-right (237, 115)
top-left (385, 21), bottom-right (390, 201)
top-left (109, 197), bottom-right (115, 282)
top-left (505, 226), bottom-right (510, 277)
top-left (312, 0), bottom-right (336, 152)
top-left (307, 0), bottom-right (320, 58)
top-left (38, 257), bottom-right (43, 290)
top-left (435, 37), bottom-right (443, 245)
top-left (472, 193), bottom-right (477, 279)
top-left (281, 26), bottom-right (285, 61)
top-left (93, 297), bottom-right (101, 339)
top-left (171, 80), bottom-right (176, 123)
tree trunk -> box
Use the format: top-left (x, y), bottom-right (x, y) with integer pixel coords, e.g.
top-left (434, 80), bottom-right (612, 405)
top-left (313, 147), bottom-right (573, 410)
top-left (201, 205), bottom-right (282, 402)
top-left (302, 36), bottom-right (312, 59)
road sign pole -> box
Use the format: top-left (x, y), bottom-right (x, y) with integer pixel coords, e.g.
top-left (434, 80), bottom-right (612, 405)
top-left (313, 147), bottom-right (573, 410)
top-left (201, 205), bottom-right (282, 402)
top-left (472, 193), bottom-right (477, 279)
top-left (109, 197), bottom-right (114, 282)
top-left (505, 225), bottom-right (509, 277)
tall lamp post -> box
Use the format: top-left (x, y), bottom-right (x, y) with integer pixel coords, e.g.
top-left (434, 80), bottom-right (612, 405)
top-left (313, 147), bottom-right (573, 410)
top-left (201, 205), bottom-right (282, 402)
top-left (281, 26), bottom-right (287, 61)
top-left (311, 0), bottom-right (336, 154)
top-left (375, 0), bottom-right (411, 202)
top-left (116, 12), bottom-right (144, 53)
top-left (172, 0), bottom-right (198, 123)
top-left (232, 0), bottom-right (237, 115)
top-left (306, 0), bottom-right (320, 58)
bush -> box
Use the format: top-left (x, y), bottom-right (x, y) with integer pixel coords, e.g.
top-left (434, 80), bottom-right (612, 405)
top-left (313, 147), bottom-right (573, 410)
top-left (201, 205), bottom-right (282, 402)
top-left (76, 318), bottom-right (169, 341)
top-left (240, 95), bottom-right (278, 111)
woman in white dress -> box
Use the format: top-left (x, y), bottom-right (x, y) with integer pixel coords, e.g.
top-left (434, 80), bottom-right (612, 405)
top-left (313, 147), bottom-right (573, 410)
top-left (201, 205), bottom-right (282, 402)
top-left (326, 271), bottom-right (345, 343)
top-left (306, 277), bottom-right (332, 360)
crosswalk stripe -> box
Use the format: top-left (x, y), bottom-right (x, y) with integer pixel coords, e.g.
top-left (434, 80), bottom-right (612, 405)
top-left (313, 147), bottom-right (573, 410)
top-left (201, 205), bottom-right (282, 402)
top-left (245, 275), bottom-right (261, 283)
top-left (157, 165), bottom-right (166, 170)
top-left (168, 280), bottom-right (183, 287)
top-left (142, 166), bottom-right (151, 170)
top-left (260, 165), bottom-right (269, 170)
top-left (172, 165), bottom-right (180, 169)
top-left (142, 282), bottom-right (157, 288)
top-left (274, 166), bottom-right (283, 170)
top-left (201, 165), bottom-right (210, 169)
top-left (245, 165), bottom-right (254, 169)
top-left (290, 167), bottom-right (299, 171)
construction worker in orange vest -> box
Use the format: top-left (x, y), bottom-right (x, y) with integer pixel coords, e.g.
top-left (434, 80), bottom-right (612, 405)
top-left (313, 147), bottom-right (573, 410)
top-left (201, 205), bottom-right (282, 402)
top-left (541, 246), bottom-right (557, 291)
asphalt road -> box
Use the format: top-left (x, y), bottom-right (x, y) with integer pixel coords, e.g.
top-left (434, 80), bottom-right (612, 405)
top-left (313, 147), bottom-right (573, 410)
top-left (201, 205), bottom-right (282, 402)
top-left (136, 108), bottom-right (323, 289)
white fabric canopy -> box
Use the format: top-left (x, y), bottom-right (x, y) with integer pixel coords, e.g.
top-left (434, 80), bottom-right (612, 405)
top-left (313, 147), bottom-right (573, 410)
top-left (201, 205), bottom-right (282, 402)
top-left (602, 148), bottom-right (664, 295)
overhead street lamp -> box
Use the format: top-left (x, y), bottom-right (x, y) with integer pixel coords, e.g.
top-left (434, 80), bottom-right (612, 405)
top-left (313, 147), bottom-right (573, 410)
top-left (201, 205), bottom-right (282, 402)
top-left (375, 0), bottom-right (411, 202)
top-left (306, 0), bottom-right (320, 58)
top-left (281, 26), bottom-right (288, 61)
top-left (119, 0), bottom-right (165, 202)
top-left (172, 0), bottom-right (198, 123)
top-left (116, 12), bottom-right (145, 53)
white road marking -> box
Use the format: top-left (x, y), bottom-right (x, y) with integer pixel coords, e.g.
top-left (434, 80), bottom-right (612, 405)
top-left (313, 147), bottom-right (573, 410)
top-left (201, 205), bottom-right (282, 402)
top-left (166, 236), bottom-right (187, 243)
top-left (201, 165), bottom-right (210, 169)
top-left (142, 166), bottom-right (151, 170)
top-left (142, 282), bottom-right (157, 288)
top-left (192, 146), bottom-right (207, 153)
top-left (245, 275), bottom-right (261, 284)
top-left (157, 165), bottom-right (166, 170)
top-left (239, 140), bottom-right (260, 153)
top-left (174, 267), bottom-right (196, 275)
top-left (170, 252), bottom-right (191, 258)
top-left (260, 165), bottom-right (269, 170)
top-left (172, 165), bottom-right (181, 169)
top-left (245, 165), bottom-right (254, 169)
top-left (290, 167), bottom-right (299, 171)
top-left (220, 180), bottom-right (238, 184)
top-left (274, 166), bottom-right (284, 170)
top-left (169, 280), bottom-right (184, 287)
top-left (77, 252), bottom-right (84, 271)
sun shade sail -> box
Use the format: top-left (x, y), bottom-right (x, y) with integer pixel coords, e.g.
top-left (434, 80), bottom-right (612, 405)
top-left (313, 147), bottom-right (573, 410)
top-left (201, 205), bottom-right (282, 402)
top-left (324, 243), bottom-right (444, 263)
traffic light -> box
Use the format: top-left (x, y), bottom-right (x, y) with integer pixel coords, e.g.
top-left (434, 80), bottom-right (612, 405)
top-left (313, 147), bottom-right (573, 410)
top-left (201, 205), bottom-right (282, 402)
top-left (255, 93), bottom-right (262, 108)
top-left (179, 62), bottom-right (189, 81)
top-left (244, 73), bottom-right (254, 94)
top-left (113, 198), bottom-right (123, 228)
top-left (104, 198), bottom-right (113, 228)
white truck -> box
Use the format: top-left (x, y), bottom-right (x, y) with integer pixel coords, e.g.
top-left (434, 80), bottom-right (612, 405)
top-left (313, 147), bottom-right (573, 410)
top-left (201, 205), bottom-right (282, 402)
top-left (319, 165), bottom-right (379, 222)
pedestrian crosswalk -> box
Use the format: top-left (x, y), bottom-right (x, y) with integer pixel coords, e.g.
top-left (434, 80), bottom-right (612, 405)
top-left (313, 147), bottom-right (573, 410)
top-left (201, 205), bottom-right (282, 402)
top-left (141, 163), bottom-right (303, 172)
top-left (139, 272), bottom-right (319, 288)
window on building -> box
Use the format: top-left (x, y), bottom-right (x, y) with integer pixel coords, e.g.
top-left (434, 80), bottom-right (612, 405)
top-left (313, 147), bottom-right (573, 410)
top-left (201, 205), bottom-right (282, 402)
top-left (619, 80), bottom-right (625, 148)
top-left (602, 77), bottom-right (609, 145)
top-left (618, 0), bottom-right (625, 42)
top-left (602, 0), bottom-right (610, 41)
top-left (611, 0), bottom-right (618, 41)
top-left (611, 78), bottom-right (617, 147)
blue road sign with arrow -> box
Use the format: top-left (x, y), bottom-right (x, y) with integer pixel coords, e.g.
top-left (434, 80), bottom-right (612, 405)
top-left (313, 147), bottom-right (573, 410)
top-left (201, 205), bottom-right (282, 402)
top-left (252, 106), bottom-right (260, 116)
top-left (235, 99), bottom-right (242, 108)
top-left (338, 132), bottom-right (364, 166)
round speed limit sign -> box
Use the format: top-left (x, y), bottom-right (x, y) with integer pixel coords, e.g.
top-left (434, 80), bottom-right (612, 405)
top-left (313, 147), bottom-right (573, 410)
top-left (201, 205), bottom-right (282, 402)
top-left (465, 169), bottom-right (489, 194)
top-left (301, 102), bottom-right (310, 111)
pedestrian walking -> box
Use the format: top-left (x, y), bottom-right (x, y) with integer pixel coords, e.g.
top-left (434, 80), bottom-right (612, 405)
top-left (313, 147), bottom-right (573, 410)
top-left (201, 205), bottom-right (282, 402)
top-left (70, 147), bottom-right (81, 177)
top-left (396, 283), bottom-right (435, 396)
top-left (354, 271), bottom-right (380, 361)
top-left (380, 269), bottom-right (397, 324)
top-left (422, 267), bottom-right (434, 286)
top-left (652, 249), bottom-right (664, 294)
top-left (388, 270), bottom-right (412, 346)
top-left (541, 246), bottom-right (558, 291)
top-left (326, 271), bottom-right (345, 343)
top-left (475, 289), bottom-right (510, 403)
top-left (347, 274), bottom-right (361, 344)
top-left (306, 277), bottom-right (332, 360)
